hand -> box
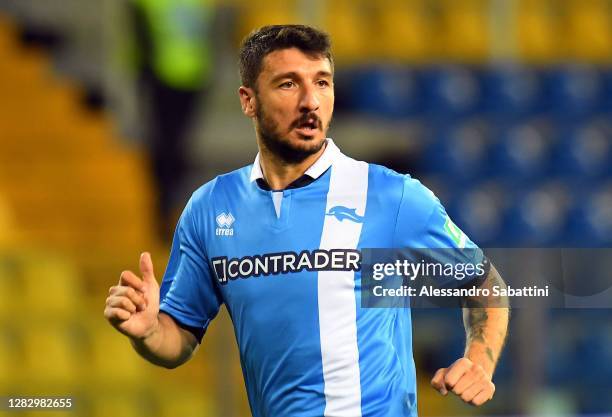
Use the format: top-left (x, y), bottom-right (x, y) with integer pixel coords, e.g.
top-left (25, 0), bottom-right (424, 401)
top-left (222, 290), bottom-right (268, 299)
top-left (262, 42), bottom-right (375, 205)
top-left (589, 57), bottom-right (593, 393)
top-left (104, 252), bottom-right (160, 340)
top-left (431, 357), bottom-right (495, 406)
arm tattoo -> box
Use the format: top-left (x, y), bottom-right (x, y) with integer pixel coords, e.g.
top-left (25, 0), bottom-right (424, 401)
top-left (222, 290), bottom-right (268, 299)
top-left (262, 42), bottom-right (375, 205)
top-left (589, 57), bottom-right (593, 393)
top-left (466, 308), bottom-right (488, 344)
top-left (461, 265), bottom-right (510, 366)
top-left (486, 347), bottom-right (495, 364)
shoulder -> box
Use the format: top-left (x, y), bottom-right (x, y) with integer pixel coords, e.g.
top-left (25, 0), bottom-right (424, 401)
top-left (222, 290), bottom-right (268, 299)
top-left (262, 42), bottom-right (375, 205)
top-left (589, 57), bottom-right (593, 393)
top-left (190, 165), bottom-right (252, 205)
top-left (180, 165), bottom-right (251, 237)
top-left (367, 163), bottom-right (438, 210)
top-left (366, 163), bottom-right (405, 197)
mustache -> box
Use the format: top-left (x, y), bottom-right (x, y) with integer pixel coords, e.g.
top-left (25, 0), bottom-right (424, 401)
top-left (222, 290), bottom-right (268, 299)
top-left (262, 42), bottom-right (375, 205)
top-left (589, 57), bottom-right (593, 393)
top-left (291, 112), bottom-right (322, 130)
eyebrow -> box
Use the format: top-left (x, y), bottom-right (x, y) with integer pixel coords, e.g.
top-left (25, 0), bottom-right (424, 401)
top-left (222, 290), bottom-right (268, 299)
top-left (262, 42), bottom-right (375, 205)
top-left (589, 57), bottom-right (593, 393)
top-left (269, 70), bottom-right (333, 84)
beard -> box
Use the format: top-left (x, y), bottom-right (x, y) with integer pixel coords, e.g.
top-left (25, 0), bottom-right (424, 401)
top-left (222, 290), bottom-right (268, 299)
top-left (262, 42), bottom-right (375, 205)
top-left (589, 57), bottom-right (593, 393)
top-left (255, 102), bottom-right (330, 164)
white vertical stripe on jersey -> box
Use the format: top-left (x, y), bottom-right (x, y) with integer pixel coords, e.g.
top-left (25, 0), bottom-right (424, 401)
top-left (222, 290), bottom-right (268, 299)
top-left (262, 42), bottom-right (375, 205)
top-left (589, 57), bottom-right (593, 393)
top-left (318, 154), bottom-right (369, 417)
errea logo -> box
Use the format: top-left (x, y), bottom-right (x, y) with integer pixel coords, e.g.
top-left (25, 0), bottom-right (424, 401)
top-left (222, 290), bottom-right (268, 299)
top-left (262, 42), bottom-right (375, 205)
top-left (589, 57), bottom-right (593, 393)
top-left (216, 212), bottom-right (235, 236)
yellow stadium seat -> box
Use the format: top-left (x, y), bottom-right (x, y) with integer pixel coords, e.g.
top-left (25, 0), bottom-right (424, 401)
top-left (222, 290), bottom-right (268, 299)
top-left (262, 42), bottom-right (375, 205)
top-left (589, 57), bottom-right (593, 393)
top-left (20, 319), bottom-right (83, 386)
top-left (0, 13), bottom-right (160, 257)
top-left (516, 0), bottom-right (562, 63)
top-left (564, 0), bottom-right (612, 63)
top-left (0, 255), bottom-right (20, 320)
top-left (19, 253), bottom-right (82, 316)
top-left (375, 0), bottom-right (432, 62)
top-left (0, 321), bottom-right (20, 389)
top-left (89, 392), bottom-right (147, 417)
top-left (156, 386), bottom-right (217, 417)
top-left (236, 0), bottom-right (300, 44)
top-left (323, 0), bottom-right (371, 63)
top-left (85, 317), bottom-right (148, 385)
top-left (437, 0), bottom-right (490, 62)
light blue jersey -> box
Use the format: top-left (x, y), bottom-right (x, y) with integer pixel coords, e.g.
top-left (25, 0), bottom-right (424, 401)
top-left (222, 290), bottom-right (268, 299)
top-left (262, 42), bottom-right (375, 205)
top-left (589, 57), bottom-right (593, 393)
top-left (159, 139), bottom-right (484, 417)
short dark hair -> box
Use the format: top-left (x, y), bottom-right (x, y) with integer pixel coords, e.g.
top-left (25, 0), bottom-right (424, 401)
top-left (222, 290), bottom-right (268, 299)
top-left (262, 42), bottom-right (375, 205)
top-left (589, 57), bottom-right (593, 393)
top-left (239, 24), bottom-right (333, 89)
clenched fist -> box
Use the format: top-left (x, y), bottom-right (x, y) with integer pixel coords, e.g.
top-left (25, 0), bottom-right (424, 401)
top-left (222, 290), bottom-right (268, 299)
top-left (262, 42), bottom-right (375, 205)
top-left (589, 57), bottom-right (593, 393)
top-left (104, 252), bottom-right (160, 340)
top-left (431, 357), bottom-right (495, 406)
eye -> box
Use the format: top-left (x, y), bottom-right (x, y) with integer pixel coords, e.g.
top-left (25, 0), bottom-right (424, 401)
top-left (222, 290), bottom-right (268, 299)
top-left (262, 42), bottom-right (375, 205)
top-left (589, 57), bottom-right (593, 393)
top-left (316, 80), bottom-right (330, 88)
top-left (280, 81), bottom-right (295, 89)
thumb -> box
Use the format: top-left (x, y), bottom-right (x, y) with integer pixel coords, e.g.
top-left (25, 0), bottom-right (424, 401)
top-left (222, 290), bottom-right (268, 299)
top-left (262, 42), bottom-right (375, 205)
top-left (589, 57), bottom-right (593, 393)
top-left (139, 252), bottom-right (156, 284)
top-left (431, 368), bottom-right (449, 396)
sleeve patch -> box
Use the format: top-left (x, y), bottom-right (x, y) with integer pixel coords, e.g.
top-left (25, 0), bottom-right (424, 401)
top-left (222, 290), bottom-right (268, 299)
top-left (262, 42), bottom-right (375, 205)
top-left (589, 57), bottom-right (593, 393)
top-left (444, 215), bottom-right (467, 249)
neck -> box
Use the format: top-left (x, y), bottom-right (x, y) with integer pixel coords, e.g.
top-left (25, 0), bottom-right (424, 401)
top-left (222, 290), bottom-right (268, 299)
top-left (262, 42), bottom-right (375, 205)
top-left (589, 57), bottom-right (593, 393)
top-left (257, 140), bottom-right (327, 191)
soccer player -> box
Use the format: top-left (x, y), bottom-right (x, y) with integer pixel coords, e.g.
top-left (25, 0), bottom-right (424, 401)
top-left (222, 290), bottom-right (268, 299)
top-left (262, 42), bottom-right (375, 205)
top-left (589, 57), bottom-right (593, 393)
top-left (104, 25), bottom-right (510, 416)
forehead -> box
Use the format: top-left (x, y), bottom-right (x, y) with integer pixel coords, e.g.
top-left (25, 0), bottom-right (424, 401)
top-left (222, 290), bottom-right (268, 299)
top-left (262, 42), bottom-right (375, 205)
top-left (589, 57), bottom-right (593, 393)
top-left (259, 47), bottom-right (332, 80)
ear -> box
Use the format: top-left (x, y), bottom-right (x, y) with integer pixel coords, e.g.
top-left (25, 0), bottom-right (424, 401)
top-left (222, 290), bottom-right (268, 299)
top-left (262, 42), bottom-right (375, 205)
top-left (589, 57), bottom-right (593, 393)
top-left (238, 86), bottom-right (257, 117)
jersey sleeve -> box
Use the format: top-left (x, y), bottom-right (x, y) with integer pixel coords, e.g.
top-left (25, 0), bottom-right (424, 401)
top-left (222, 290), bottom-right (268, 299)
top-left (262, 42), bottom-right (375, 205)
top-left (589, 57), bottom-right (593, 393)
top-left (159, 196), bottom-right (222, 343)
top-left (394, 176), bottom-right (489, 288)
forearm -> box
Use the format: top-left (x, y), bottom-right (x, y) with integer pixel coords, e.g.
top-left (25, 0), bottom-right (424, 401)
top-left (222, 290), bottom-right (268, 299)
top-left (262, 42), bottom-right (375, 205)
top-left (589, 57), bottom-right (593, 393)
top-left (462, 264), bottom-right (510, 376)
top-left (463, 306), bottom-right (508, 376)
top-left (130, 312), bottom-right (198, 369)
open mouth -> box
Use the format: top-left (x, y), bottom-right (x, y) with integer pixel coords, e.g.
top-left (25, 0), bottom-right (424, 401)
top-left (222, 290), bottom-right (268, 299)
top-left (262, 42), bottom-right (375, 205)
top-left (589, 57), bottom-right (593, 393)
top-left (294, 119), bottom-right (319, 136)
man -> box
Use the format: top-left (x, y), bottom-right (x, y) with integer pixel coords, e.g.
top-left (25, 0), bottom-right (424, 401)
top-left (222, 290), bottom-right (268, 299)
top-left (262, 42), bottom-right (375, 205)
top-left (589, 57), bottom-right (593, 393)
top-left (128, 0), bottom-right (215, 240)
top-left (104, 25), bottom-right (509, 416)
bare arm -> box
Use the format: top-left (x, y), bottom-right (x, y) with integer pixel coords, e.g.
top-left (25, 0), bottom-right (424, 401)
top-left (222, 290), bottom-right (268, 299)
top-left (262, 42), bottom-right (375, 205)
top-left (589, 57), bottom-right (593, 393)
top-left (462, 263), bottom-right (510, 376)
top-left (431, 263), bottom-right (510, 406)
top-left (129, 312), bottom-right (198, 369)
top-left (104, 252), bottom-right (199, 369)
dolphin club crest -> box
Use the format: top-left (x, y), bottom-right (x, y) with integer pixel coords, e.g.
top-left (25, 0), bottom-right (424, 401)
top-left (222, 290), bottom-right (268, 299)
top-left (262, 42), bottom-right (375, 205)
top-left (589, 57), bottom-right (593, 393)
top-left (325, 206), bottom-right (365, 223)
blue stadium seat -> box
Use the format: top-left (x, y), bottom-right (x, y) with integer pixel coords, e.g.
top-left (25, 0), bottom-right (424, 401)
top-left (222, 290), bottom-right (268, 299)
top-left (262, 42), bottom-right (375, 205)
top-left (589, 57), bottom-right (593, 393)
top-left (489, 121), bottom-right (553, 183)
top-left (446, 183), bottom-right (506, 246)
top-left (564, 182), bottom-right (612, 247)
top-left (421, 66), bottom-right (481, 121)
top-left (420, 120), bottom-right (490, 185)
top-left (546, 311), bottom-right (612, 393)
top-left (544, 65), bottom-right (606, 121)
top-left (502, 182), bottom-right (569, 246)
top-left (481, 65), bottom-right (544, 119)
top-left (339, 67), bottom-right (422, 119)
top-left (546, 315), bottom-right (579, 385)
top-left (551, 121), bottom-right (611, 181)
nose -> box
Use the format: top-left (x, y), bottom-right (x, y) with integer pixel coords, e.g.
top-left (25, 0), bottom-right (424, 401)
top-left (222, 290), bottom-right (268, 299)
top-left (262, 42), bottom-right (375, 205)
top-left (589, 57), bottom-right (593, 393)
top-left (299, 84), bottom-right (320, 113)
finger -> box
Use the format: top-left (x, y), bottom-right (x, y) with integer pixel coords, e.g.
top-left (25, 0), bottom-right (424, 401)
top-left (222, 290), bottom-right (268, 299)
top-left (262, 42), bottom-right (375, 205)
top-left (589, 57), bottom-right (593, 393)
top-left (106, 296), bottom-right (137, 313)
top-left (104, 306), bottom-right (131, 322)
top-left (110, 286), bottom-right (146, 311)
top-left (471, 384), bottom-right (495, 406)
top-left (451, 369), bottom-right (479, 395)
top-left (119, 270), bottom-right (145, 292)
top-left (458, 380), bottom-right (484, 403)
top-left (444, 358), bottom-right (472, 389)
top-left (140, 252), bottom-right (156, 284)
top-left (430, 368), bottom-right (448, 395)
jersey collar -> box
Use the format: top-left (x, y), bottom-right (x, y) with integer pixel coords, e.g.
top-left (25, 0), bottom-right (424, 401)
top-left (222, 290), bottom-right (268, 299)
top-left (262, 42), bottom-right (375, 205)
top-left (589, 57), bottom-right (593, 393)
top-left (250, 138), bottom-right (340, 186)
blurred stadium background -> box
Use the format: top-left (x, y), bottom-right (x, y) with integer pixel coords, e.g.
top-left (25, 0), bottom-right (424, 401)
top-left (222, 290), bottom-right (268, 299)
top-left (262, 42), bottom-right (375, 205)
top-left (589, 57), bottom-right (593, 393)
top-left (0, 0), bottom-right (610, 416)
